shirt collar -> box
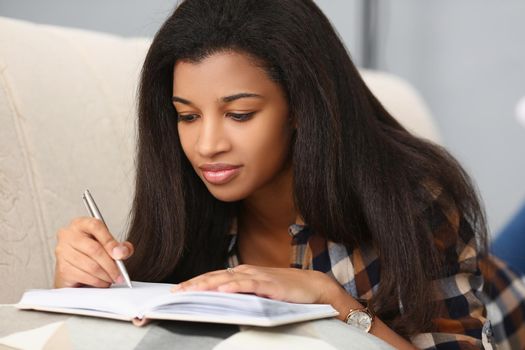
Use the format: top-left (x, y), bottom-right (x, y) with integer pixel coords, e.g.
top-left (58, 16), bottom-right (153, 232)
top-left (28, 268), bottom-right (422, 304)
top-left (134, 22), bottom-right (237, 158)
top-left (226, 215), bottom-right (307, 255)
top-left (227, 215), bottom-right (306, 236)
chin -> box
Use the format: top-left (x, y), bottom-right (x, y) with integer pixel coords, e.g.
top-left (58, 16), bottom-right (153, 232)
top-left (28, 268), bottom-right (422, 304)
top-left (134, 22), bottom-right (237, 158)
top-left (205, 186), bottom-right (249, 203)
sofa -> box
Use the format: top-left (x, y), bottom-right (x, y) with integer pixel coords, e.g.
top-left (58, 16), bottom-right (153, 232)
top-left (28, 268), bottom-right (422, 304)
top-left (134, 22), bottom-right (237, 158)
top-left (0, 16), bottom-right (441, 303)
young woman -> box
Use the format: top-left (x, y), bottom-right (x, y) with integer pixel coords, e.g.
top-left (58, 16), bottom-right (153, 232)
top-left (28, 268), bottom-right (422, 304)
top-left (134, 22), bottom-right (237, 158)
top-left (54, 1), bottom-right (524, 349)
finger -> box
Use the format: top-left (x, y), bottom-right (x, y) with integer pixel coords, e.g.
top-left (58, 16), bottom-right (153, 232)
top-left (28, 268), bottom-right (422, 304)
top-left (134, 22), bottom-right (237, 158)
top-left (111, 243), bottom-right (132, 260)
top-left (217, 278), bottom-right (281, 300)
top-left (172, 269), bottom-right (247, 292)
top-left (132, 318), bottom-right (152, 327)
top-left (62, 246), bottom-right (114, 284)
top-left (172, 271), bottom-right (235, 291)
top-left (231, 264), bottom-right (260, 274)
top-left (73, 217), bottom-right (122, 259)
top-left (56, 259), bottom-right (112, 288)
top-left (121, 241), bottom-right (134, 259)
top-left (68, 235), bottom-right (121, 282)
top-left (177, 268), bottom-right (235, 285)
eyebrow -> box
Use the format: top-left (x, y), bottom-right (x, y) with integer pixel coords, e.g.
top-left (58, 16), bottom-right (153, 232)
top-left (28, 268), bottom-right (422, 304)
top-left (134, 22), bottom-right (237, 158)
top-left (171, 93), bottom-right (263, 106)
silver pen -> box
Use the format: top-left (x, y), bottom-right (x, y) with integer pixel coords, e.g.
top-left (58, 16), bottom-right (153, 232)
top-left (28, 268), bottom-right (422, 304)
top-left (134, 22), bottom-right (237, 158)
top-left (82, 189), bottom-right (133, 288)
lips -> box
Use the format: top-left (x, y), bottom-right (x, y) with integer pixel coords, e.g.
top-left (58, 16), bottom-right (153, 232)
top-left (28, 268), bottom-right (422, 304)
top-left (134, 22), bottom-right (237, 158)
top-left (199, 163), bottom-right (242, 185)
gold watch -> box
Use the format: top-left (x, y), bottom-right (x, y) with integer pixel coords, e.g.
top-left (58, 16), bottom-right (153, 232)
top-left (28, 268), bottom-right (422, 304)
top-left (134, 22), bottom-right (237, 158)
top-left (345, 299), bottom-right (375, 333)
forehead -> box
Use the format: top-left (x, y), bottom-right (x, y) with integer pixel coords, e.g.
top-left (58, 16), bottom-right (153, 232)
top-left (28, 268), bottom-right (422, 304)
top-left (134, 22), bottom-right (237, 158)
top-left (172, 51), bottom-right (274, 94)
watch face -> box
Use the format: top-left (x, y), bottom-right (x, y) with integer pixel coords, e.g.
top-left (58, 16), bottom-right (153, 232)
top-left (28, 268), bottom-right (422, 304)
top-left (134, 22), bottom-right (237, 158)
top-left (347, 310), bottom-right (372, 332)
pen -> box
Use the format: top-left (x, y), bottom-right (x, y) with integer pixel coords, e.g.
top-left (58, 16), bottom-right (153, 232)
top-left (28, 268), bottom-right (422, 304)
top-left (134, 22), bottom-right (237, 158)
top-left (82, 189), bottom-right (133, 288)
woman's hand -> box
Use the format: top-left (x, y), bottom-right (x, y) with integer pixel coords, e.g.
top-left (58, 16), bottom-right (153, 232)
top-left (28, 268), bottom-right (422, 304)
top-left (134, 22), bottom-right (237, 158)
top-left (172, 265), bottom-right (418, 349)
top-left (54, 217), bottom-right (134, 288)
top-left (171, 264), bottom-right (343, 305)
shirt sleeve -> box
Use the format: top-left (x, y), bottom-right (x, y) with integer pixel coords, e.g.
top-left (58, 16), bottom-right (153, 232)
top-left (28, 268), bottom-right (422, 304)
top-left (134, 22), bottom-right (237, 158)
top-left (410, 186), bottom-right (495, 350)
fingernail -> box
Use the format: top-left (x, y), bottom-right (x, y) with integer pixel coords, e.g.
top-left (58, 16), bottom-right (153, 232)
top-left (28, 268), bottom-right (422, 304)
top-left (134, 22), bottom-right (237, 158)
top-left (116, 275), bottom-right (124, 284)
top-left (112, 245), bottom-right (128, 259)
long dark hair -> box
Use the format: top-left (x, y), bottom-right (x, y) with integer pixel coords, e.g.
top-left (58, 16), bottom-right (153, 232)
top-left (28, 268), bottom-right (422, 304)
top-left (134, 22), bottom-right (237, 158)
top-left (126, 0), bottom-right (488, 338)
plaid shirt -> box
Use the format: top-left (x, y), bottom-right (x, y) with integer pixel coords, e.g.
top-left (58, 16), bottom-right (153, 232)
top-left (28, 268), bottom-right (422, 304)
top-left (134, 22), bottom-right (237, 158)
top-left (226, 191), bottom-right (525, 349)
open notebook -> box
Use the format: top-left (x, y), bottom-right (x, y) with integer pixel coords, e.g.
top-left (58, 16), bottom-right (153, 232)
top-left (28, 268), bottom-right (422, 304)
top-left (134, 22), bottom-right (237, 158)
top-left (16, 282), bottom-right (338, 327)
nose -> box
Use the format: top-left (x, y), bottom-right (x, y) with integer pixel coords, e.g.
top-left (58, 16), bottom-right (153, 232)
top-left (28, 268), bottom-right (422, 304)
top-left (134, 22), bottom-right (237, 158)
top-left (195, 116), bottom-right (231, 158)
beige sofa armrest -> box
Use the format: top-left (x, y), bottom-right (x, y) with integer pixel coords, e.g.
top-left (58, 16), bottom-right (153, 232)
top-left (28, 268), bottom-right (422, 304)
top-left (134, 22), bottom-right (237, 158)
top-left (0, 17), bottom-right (149, 303)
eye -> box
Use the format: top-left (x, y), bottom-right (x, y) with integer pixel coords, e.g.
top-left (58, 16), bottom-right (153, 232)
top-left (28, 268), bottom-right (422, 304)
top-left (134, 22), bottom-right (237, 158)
top-left (177, 114), bottom-right (199, 123)
top-left (227, 112), bottom-right (256, 122)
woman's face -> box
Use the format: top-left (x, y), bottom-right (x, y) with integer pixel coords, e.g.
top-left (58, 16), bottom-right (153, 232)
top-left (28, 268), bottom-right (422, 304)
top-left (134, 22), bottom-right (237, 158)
top-left (173, 51), bottom-right (293, 202)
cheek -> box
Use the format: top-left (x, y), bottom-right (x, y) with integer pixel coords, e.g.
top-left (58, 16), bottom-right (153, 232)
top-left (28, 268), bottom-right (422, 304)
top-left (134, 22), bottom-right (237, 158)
top-left (238, 120), bottom-right (291, 173)
top-left (177, 126), bottom-right (195, 162)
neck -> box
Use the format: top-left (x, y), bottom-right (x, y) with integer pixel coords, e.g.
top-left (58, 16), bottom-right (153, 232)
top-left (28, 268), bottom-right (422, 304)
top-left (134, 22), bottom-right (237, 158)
top-left (236, 164), bottom-right (298, 267)
top-left (239, 165), bottom-right (297, 236)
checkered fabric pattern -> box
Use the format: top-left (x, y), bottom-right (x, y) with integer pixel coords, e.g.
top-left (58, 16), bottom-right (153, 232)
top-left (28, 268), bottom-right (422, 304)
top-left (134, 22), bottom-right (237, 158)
top-left (227, 191), bottom-right (525, 349)
top-left (480, 255), bottom-right (525, 350)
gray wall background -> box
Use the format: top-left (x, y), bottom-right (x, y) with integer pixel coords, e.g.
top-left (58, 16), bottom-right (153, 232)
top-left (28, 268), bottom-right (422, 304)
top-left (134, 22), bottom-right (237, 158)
top-left (1, 0), bottom-right (524, 237)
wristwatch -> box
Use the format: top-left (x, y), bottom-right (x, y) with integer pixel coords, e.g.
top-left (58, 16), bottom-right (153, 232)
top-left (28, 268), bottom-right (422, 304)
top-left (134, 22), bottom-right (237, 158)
top-left (345, 299), bottom-right (375, 333)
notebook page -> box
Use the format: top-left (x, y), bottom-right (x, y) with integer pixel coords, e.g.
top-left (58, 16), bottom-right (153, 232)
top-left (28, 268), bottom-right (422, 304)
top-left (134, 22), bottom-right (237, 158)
top-left (143, 290), bottom-right (326, 316)
top-left (141, 290), bottom-right (339, 325)
top-left (17, 282), bottom-right (338, 325)
top-left (17, 282), bottom-right (174, 318)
